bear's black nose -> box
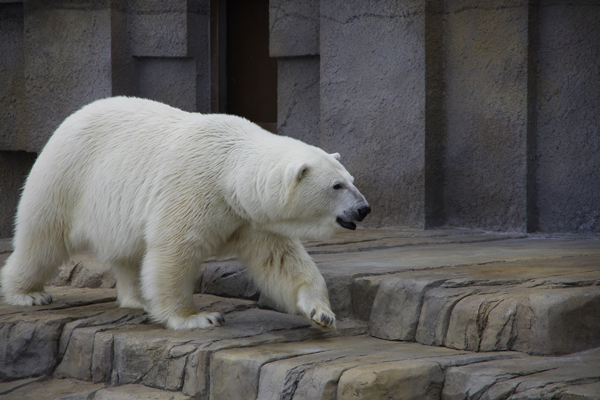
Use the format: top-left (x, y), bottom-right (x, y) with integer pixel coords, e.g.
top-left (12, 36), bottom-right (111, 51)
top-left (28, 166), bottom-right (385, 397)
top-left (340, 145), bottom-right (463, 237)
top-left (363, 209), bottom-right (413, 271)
top-left (357, 205), bottom-right (371, 221)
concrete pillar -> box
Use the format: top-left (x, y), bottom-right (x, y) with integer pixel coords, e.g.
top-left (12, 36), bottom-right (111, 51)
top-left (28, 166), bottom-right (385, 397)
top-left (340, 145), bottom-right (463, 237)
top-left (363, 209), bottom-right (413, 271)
top-left (320, 0), bottom-right (432, 228)
top-left (442, 0), bottom-right (531, 232)
top-left (532, 1), bottom-right (600, 233)
top-left (270, 0), bottom-right (321, 146)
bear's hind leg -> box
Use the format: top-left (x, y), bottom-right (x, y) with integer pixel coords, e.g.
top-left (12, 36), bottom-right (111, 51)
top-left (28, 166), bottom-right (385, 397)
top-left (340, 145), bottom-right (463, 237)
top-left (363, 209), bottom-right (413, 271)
top-left (112, 259), bottom-right (145, 310)
top-left (140, 246), bottom-right (224, 330)
top-left (1, 238), bottom-right (69, 306)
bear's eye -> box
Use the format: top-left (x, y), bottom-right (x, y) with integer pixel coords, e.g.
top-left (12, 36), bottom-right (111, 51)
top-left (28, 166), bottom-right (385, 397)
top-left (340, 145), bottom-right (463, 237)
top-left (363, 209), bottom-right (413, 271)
top-left (332, 183), bottom-right (343, 190)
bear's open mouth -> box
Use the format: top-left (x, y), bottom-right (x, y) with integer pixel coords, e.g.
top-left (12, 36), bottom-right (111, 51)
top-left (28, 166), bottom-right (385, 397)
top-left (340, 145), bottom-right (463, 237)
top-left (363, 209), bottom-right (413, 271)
top-left (336, 217), bottom-right (356, 230)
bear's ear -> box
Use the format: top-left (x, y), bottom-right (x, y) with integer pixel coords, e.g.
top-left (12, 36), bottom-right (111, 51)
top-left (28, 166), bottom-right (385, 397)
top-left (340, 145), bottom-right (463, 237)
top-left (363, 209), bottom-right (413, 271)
top-left (285, 162), bottom-right (309, 185)
top-left (331, 152), bottom-right (341, 161)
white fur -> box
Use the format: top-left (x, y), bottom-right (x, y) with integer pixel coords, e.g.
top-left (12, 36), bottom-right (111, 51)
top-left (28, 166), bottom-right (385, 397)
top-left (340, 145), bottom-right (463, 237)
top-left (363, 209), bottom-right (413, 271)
top-left (1, 97), bottom-right (369, 330)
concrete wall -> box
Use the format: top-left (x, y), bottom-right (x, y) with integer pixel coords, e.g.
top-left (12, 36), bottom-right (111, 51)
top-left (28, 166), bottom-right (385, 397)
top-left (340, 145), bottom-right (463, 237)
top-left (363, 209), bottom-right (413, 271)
top-left (272, 0), bottom-right (600, 233)
top-left (319, 1), bottom-right (429, 228)
top-left (1, 0), bottom-right (599, 236)
top-left (0, 0), bottom-right (210, 238)
top-left (533, 1), bottom-right (600, 233)
top-left (442, 0), bottom-right (530, 232)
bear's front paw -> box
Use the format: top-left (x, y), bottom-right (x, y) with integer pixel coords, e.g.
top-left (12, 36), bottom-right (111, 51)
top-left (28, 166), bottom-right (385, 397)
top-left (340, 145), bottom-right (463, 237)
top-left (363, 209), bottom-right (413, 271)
top-left (6, 291), bottom-right (53, 306)
top-left (166, 312), bottom-right (225, 330)
top-left (306, 304), bottom-right (337, 331)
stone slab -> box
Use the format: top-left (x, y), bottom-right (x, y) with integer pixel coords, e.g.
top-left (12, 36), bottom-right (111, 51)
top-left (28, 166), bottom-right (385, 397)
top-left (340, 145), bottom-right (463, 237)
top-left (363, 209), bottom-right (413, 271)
top-left (0, 377), bottom-right (106, 400)
top-left (276, 56), bottom-right (321, 147)
top-left (22, 1), bottom-right (113, 153)
top-left (320, 0), bottom-right (427, 228)
top-left (443, 347), bottom-right (600, 400)
top-left (2, 230), bottom-right (600, 399)
top-left (319, 237), bottom-right (600, 319)
top-left (246, 337), bottom-right (522, 400)
top-left (368, 254), bottom-right (600, 355)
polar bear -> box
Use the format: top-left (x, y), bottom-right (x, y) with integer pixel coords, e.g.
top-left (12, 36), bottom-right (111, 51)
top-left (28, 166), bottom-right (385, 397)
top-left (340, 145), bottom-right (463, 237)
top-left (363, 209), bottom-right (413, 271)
top-left (1, 97), bottom-right (370, 330)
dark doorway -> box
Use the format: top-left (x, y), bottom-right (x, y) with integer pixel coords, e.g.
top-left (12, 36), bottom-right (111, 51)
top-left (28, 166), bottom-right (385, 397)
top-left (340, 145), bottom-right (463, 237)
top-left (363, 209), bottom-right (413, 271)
top-left (211, 0), bottom-right (278, 133)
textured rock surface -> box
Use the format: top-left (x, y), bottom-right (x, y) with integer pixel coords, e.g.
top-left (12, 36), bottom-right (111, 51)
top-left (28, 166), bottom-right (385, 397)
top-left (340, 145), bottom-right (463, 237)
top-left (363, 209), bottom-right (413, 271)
top-left (1, 229), bottom-right (600, 399)
top-left (369, 255), bottom-right (600, 355)
top-left (443, 347), bottom-right (600, 400)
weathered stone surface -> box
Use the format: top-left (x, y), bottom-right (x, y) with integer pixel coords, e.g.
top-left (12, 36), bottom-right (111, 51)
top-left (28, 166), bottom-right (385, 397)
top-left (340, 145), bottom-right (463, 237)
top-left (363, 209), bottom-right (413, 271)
top-left (0, 377), bottom-right (106, 400)
top-left (0, 312), bottom-right (70, 381)
top-left (443, 347), bottom-right (600, 400)
top-left (48, 253), bottom-right (115, 289)
top-left (2, 230), bottom-right (600, 399)
top-left (94, 384), bottom-right (192, 400)
top-left (269, 0), bottom-right (319, 57)
top-left (55, 307), bottom-right (148, 381)
top-left (210, 340), bottom-right (335, 400)
top-left (369, 254), bottom-right (600, 355)
top-left (338, 359), bottom-right (444, 400)
top-left (251, 338), bottom-right (521, 400)
top-left (321, 236), bottom-right (600, 319)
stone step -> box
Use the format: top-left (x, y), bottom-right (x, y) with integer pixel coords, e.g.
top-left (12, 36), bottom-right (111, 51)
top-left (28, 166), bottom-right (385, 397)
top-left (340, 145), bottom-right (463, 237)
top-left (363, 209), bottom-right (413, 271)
top-left (2, 229), bottom-right (600, 399)
top-left (200, 232), bottom-right (600, 356)
top-left (3, 230), bottom-right (600, 357)
top-left (2, 288), bottom-right (599, 400)
top-left (0, 378), bottom-right (193, 400)
top-left (0, 288), bottom-right (366, 394)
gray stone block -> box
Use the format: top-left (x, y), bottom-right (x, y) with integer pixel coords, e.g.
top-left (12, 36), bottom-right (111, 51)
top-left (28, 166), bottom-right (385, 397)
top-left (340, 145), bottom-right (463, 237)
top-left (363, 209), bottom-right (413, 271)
top-left (442, 0), bottom-right (530, 232)
top-left (368, 255), bottom-right (600, 355)
top-left (198, 261), bottom-right (259, 300)
top-left (320, 0), bottom-right (428, 228)
top-left (0, 313), bottom-right (66, 381)
top-left (269, 0), bottom-right (319, 57)
top-left (277, 56), bottom-right (320, 147)
top-left (0, 378), bottom-right (106, 400)
top-left (442, 347), bottom-right (600, 400)
top-left (94, 384), bottom-right (192, 400)
top-left (533, 2), bottom-right (600, 233)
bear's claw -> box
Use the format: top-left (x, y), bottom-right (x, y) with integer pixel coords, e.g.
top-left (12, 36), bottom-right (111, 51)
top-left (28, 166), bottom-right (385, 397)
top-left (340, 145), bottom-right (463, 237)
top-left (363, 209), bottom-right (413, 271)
top-left (166, 311), bottom-right (225, 330)
top-left (7, 291), bottom-right (54, 306)
top-left (307, 307), bottom-right (336, 331)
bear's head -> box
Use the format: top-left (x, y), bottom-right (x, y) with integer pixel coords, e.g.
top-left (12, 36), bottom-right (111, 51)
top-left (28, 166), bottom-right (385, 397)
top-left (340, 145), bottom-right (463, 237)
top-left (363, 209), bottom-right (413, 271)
top-left (262, 147), bottom-right (371, 240)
